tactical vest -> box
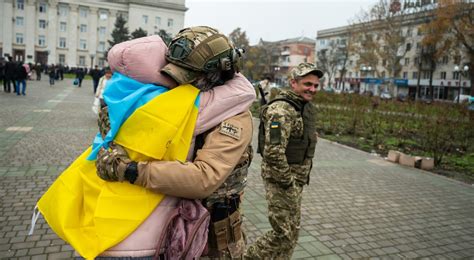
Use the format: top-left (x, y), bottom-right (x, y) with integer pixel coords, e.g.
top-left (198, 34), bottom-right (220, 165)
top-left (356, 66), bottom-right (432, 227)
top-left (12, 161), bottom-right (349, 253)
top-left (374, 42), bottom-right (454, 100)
top-left (193, 131), bottom-right (252, 258)
top-left (257, 98), bottom-right (317, 164)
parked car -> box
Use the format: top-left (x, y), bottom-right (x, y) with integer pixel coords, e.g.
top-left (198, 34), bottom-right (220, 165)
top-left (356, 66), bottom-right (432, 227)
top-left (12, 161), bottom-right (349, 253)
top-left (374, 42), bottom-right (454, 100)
top-left (454, 94), bottom-right (471, 103)
top-left (380, 91), bottom-right (392, 100)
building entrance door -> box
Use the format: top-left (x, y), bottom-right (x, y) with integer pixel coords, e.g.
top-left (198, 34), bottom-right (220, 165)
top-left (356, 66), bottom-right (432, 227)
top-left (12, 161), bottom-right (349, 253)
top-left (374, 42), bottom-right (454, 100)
top-left (13, 49), bottom-right (25, 62)
top-left (35, 51), bottom-right (48, 65)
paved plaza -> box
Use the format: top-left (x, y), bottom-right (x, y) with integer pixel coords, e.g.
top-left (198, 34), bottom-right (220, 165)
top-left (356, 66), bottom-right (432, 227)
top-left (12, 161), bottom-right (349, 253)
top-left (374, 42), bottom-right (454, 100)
top-left (1, 78), bottom-right (474, 259)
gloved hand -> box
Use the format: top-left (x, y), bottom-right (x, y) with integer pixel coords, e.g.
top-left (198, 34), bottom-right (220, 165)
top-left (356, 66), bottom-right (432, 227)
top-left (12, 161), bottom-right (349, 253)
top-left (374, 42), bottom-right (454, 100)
top-left (96, 143), bottom-right (131, 182)
top-left (98, 105), bottom-right (110, 139)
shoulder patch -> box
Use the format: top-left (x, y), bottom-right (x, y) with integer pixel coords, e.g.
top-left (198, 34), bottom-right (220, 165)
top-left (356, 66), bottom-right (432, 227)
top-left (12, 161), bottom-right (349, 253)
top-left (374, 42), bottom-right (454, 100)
top-left (219, 122), bottom-right (241, 140)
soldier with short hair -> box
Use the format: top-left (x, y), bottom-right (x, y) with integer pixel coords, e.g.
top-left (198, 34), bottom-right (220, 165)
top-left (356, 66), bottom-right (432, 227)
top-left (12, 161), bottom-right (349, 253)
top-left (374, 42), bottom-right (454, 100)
top-left (245, 62), bottom-right (323, 259)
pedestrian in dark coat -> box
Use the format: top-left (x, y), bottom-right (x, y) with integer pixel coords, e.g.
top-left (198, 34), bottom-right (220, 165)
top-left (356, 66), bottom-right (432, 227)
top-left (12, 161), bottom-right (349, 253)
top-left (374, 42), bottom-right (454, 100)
top-left (76, 68), bottom-right (85, 87)
top-left (35, 63), bottom-right (42, 80)
top-left (3, 56), bottom-right (17, 93)
top-left (89, 65), bottom-right (102, 94)
top-left (49, 64), bottom-right (56, 86)
top-left (16, 62), bottom-right (28, 95)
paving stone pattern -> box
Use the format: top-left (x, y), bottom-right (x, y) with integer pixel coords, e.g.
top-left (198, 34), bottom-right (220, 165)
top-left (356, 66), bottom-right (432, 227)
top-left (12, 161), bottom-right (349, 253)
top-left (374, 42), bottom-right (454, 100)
top-left (1, 78), bottom-right (473, 259)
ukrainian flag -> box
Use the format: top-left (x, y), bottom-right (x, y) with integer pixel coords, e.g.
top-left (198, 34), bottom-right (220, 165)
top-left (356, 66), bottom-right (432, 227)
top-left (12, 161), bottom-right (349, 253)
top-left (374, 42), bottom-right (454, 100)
top-left (37, 73), bottom-right (200, 259)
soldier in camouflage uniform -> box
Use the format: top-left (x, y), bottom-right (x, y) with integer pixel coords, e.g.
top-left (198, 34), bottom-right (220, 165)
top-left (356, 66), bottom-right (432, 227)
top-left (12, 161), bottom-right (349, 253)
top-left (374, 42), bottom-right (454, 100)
top-left (244, 63), bottom-right (323, 259)
top-left (95, 26), bottom-right (254, 259)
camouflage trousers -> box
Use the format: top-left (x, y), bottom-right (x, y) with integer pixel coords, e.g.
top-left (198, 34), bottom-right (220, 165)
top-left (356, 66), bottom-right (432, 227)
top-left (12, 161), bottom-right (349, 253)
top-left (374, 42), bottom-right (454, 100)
top-left (244, 181), bottom-right (304, 260)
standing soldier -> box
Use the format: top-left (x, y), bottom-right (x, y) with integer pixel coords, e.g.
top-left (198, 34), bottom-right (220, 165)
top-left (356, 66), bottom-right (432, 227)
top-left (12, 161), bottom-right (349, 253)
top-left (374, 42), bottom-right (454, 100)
top-left (245, 62), bottom-right (323, 259)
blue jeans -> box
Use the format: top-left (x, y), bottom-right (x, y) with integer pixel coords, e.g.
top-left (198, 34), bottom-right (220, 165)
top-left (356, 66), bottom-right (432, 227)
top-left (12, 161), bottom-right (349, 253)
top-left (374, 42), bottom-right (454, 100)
top-left (16, 79), bottom-right (26, 95)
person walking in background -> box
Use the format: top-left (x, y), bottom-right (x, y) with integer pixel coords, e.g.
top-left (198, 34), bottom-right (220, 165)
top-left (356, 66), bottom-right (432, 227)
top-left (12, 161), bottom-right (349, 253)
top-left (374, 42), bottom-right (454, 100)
top-left (48, 64), bottom-right (56, 86)
top-left (245, 63), bottom-right (322, 259)
top-left (35, 63), bottom-right (42, 80)
top-left (58, 64), bottom-right (64, 80)
top-left (89, 65), bottom-right (102, 94)
top-left (16, 62), bottom-right (28, 96)
top-left (75, 68), bottom-right (85, 87)
top-left (3, 56), bottom-right (16, 93)
top-left (94, 68), bottom-right (112, 108)
top-left (256, 75), bottom-right (272, 105)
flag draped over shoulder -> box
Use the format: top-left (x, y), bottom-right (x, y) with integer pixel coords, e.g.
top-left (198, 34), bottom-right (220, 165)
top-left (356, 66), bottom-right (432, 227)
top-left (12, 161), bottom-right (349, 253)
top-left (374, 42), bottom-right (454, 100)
top-left (37, 73), bottom-right (200, 260)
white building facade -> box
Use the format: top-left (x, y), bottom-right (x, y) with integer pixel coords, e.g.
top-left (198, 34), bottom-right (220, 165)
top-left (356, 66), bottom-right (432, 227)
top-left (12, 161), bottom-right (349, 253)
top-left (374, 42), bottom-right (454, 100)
top-left (316, 1), bottom-right (472, 101)
top-left (0, 0), bottom-right (186, 67)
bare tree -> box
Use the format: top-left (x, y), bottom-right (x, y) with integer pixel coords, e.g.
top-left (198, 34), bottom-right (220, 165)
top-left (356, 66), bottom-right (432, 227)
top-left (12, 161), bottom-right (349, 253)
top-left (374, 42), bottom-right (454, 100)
top-left (353, 0), bottom-right (414, 95)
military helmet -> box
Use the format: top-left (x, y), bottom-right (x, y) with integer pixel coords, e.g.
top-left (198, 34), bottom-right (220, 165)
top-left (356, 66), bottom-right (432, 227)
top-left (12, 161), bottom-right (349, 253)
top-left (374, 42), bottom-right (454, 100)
top-left (162, 26), bottom-right (244, 85)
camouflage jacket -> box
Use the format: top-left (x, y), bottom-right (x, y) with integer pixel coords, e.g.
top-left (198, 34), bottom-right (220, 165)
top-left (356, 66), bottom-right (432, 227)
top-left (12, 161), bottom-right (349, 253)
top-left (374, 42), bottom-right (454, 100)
top-left (261, 90), bottom-right (316, 186)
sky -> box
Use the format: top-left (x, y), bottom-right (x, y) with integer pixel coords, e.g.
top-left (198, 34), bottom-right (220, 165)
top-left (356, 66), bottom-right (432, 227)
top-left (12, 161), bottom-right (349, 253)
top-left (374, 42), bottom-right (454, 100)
top-left (184, 0), bottom-right (377, 45)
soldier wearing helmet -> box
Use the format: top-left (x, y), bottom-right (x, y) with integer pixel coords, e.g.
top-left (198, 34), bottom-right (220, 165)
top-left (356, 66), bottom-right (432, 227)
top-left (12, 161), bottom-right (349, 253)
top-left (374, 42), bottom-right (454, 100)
top-left (245, 63), bottom-right (323, 259)
top-left (95, 26), bottom-right (253, 259)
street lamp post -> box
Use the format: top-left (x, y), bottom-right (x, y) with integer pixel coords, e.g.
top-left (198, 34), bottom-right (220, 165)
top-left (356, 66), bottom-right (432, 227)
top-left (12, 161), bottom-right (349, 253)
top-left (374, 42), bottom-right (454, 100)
top-left (274, 66), bottom-right (280, 86)
top-left (90, 54), bottom-right (95, 69)
top-left (361, 66), bottom-right (372, 94)
top-left (454, 65), bottom-right (469, 103)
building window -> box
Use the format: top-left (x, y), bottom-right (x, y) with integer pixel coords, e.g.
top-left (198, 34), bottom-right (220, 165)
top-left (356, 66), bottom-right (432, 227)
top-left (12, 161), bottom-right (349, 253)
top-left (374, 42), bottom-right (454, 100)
top-left (442, 56), bottom-right (448, 64)
top-left (80, 24), bottom-right (87, 33)
top-left (414, 57), bottom-right (420, 65)
top-left (60, 22), bottom-right (67, 32)
top-left (39, 3), bottom-right (47, 13)
top-left (98, 42), bottom-right (105, 52)
top-left (38, 35), bottom-right (46, 46)
top-left (382, 59), bottom-right (387, 66)
top-left (80, 39), bottom-right (87, 50)
top-left (422, 71), bottom-right (430, 79)
top-left (167, 18), bottom-right (173, 27)
top-left (453, 71), bottom-right (459, 80)
top-left (440, 71), bottom-right (446, 79)
top-left (16, 17), bottom-right (24, 26)
top-left (406, 43), bottom-right (411, 52)
top-left (79, 56), bottom-right (86, 66)
top-left (404, 58), bottom-right (410, 65)
top-left (155, 16), bottom-right (161, 25)
top-left (381, 71), bottom-right (386, 78)
top-left (16, 33), bottom-right (24, 44)
top-left (59, 37), bottom-right (66, 48)
top-left (80, 8), bottom-right (88, 18)
top-left (59, 6), bottom-right (68, 16)
top-left (99, 11), bottom-right (108, 20)
top-left (39, 19), bottom-right (46, 29)
top-left (17, 0), bottom-right (24, 10)
top-left (143, 15), bottom-right (148, 24)
top-left (59, 54), bottom-right (65, 65)
top-left (412, 71), bottom-right (418, 79)
top-left (403, 72), bottom-right (408, 79)
top-left (98, 58), bottom-right (105, 67)
top-left (99, 27), bottom-right (106, 36)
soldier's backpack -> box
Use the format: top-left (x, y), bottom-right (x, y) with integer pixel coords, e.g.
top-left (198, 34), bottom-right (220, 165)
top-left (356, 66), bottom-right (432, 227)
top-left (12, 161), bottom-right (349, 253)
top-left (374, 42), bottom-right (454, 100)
top-left (155, 199), bottom-right (210, 260)
top-left (257, 98), bottom-right (302, 155)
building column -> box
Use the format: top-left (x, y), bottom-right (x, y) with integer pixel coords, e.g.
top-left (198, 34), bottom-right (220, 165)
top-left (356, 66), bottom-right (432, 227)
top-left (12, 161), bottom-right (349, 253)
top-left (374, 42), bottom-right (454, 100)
top-left (67, 3), bottom-right (78, 67)
top-left (2, 0), bottom-right (14, 57)
top-left (88, 6), bottom-right (98, 68)
top-left (25, 0), bottom-right (36, 64)
top-left (47, 0), bottom-right (58, 65)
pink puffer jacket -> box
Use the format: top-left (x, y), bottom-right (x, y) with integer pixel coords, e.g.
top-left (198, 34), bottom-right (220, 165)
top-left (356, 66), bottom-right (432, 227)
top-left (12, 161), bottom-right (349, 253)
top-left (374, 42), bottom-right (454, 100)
top-left (98, 36), bottom-right (256, 258)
